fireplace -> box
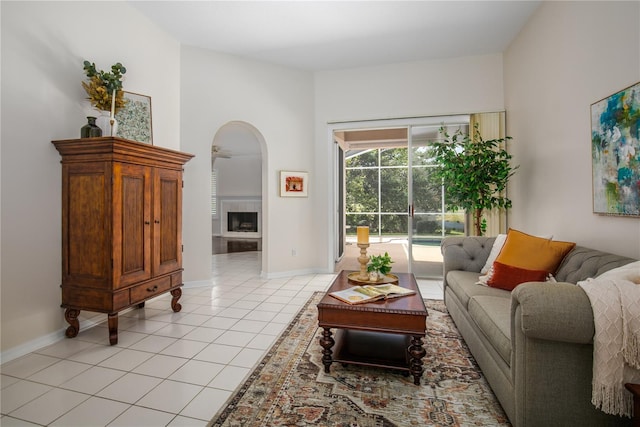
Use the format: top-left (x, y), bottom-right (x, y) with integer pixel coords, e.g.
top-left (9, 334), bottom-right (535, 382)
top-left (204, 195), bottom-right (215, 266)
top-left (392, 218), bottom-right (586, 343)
top-left (220, 199), bottom-right (261, 238)
top-left (228, 212), bottom-right (258, 233)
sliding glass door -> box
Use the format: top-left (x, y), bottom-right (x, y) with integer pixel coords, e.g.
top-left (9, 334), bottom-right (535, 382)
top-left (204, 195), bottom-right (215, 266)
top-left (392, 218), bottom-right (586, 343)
top-left (408, 125), bottom-right (466, 277)
top-left (335, 116), bottom-right (470, 279)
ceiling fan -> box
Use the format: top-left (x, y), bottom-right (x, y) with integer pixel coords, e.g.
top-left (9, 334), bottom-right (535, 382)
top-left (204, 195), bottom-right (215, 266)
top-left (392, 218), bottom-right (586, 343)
top-left (211, 145), bottom-right (232, 159)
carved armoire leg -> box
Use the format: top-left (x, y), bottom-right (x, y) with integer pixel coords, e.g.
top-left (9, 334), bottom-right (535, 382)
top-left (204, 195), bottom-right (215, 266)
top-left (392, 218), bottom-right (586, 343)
top-left (107, 313), bottom-right (118, 345)
top-left (320, 327), bottom-right (335, 373)
top-left (409, 335), bottom-right (426, 385)
top-left (171, 288), bottom-right (182, 312)
top-left (64, 308), bottom-right (80, 338)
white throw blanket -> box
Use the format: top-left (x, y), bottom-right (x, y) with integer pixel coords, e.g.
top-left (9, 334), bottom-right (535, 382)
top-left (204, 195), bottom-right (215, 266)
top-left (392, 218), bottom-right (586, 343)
top-left (578, 261), bottom-right (640, 418)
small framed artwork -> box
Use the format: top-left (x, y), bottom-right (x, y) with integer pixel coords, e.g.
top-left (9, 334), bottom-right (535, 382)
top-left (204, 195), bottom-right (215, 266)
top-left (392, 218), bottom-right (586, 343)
top-left (590, 81), bottom-right (640, 217)
top-left (115, 91), bottom-right (153, 144)
top-left (280, 171), bottom-right (308, 197)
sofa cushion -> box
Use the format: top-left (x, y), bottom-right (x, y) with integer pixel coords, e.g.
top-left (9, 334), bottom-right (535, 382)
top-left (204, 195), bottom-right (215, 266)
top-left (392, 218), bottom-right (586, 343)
top-left (488, 261), bottom-right (549, 291)
top-left (480, 234), bottom-right (507, 274)
top-left (446, 270), bottom-right (510, 309)
top-left (479, 232), bottom-right (553, 275)
top-left (468, 295), bottom-right (512, 365)
top-left (495, 228), bottom-right (576, 273)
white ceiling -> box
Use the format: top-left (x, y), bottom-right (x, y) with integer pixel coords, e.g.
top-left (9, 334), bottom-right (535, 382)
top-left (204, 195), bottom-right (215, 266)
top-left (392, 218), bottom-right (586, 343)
top-left (130, 0), bottom-right (541, 71)
top-left (136, 1), bottom-right (541, 157)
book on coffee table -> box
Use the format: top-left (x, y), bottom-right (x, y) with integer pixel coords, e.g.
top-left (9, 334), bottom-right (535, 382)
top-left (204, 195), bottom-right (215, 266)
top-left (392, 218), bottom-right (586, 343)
top-left (329, 284), bottom-right (416, 305)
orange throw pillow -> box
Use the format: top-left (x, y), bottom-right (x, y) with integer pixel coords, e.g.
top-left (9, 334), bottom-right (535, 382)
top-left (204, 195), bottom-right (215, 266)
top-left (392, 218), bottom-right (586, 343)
top-left (495, 228), bottom-right (576, 273)
top-left (487, 261), bottom-right (548, 291)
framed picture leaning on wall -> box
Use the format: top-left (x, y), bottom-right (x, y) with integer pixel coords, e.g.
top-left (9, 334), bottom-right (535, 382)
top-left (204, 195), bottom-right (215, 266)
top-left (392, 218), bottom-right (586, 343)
top-left (115, 91), bottom-right (153, 144)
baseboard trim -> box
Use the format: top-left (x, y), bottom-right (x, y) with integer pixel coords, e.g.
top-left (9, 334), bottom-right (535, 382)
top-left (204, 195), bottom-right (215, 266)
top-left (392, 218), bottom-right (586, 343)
top-left (1, 318), bottom-right (102, 365)
top-left (182, 280), bottom-right (214, 289)
top-left (262, 267), bottom-right (331, 279)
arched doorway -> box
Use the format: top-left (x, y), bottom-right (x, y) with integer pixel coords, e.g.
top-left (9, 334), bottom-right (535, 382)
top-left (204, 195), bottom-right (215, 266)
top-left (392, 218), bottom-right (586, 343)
top-left (211, 121), bottom-right (268, 273)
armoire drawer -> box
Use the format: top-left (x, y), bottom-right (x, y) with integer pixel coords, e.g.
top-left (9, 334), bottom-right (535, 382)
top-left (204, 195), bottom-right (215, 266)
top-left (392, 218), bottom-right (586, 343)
top-left (130, 276), bottom-right (171, 304)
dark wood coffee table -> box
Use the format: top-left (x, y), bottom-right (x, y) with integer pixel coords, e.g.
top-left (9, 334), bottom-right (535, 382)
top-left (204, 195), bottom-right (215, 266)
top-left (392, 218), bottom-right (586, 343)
top-left (317, 270), bottom-right (428, 385)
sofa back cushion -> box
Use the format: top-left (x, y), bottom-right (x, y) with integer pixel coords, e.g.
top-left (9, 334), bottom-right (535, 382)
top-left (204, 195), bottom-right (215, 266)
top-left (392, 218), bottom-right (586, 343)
top-left (441, 236), bottom-right (496, 275)
top-left (555, 246), bottom-right (635, 283)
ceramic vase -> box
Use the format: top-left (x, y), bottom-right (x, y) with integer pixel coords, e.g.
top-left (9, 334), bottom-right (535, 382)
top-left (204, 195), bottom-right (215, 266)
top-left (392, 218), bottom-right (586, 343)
top-left (95, 111), bottom-right (118, 137)
top-left (80, 116), bottom-right (102, 138)
top-left (368, 271), bottom-right (382, 281)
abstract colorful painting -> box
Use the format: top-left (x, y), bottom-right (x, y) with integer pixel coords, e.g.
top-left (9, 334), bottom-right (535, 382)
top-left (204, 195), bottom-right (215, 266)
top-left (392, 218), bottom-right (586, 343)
top-left (591, 82), bottom-right (640, 216)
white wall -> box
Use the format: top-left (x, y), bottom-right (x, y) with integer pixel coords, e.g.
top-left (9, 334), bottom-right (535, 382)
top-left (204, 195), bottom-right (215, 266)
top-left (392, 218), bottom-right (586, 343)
top-left (180, 46), bottom-right (315, 281)
top-left (185, 52), bottom-right (507, 279)
top-left (1, 2), bottom-right (181, 354)
top-left (313, 54), bottom-right (507, 269)
top-left (504, 1), bottom-right (640, 259)
top-left (217, 156), bottom-right (262, 197)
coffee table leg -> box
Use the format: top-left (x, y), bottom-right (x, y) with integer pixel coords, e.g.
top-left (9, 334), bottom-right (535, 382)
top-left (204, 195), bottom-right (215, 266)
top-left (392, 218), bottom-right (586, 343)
top-left (409, 335), bottom-right (426, 385)
top-left (320, 327), bottom-right (335, 373)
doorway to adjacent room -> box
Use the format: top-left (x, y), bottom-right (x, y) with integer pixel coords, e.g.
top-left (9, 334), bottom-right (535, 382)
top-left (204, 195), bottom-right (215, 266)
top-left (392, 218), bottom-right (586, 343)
top-left (211, 122), bottom-right (265, 257)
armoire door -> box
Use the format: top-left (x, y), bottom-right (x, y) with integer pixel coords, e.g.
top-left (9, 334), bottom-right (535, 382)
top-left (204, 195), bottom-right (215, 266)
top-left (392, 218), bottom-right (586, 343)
top-left (153, 167), bottom-right (182, 276)
top-left (113, 162), bottom-right (152, 287)
top-left (63, 161), bottom-right (111, 288)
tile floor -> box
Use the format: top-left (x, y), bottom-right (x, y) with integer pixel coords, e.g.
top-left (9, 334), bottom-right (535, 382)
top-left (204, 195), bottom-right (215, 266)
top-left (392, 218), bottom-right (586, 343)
top-left (1, 252), bottom-right (444, 426)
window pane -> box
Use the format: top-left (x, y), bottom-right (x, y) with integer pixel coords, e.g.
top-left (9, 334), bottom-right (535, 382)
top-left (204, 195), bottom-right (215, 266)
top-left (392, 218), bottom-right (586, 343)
top-left (381, 214), bottom-right (408, 235)
top-left (412, 144), bottom-right (436, 166)
top-left (346, 214), bottom-right (378, 235)
top-left (380, 148), bottom-right (407, 167)
top-left (413, 213), bottom-right (465, 238)
top-left (444, 212), bottom-right (466, 236)
top-left (411, 125), bottom-right (440, 166)
top-left (380, 168), bottom-right (407, 212)
top-left (413, 214), bottom-right (440, 236)
top-left (346, 150), bottom-right (378, 167)
top-left (412, 166), bottom-right (442, 212)
top-left (346, 169), bottom-right (378, 212)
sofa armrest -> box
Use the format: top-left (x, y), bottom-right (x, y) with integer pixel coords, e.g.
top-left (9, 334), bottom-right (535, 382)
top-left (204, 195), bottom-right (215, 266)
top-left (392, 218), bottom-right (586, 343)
top-left (511, 282), bottom-right (594, 344)
top-left (441, 236), bottom-right (495, 287)
top-left (510, 282), bottom-right (619, 426)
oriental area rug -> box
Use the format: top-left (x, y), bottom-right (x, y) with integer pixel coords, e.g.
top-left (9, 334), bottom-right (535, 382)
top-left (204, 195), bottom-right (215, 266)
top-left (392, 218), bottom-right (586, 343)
top-left (209, 292), bottom-right (510, 427)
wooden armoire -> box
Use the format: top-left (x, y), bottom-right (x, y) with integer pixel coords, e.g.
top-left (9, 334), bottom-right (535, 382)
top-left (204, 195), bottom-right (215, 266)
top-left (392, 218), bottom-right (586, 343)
top-left (52, 137), bottom-right (194, 345)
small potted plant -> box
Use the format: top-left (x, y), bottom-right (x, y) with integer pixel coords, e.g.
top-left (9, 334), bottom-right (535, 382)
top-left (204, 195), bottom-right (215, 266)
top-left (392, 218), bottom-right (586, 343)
top-left (367, 252), bottom-right (393, 281)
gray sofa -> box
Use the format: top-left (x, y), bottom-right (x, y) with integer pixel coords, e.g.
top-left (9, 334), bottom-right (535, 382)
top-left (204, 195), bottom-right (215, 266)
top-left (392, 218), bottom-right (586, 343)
top-left (441, 236), bottom-right (635, 427)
